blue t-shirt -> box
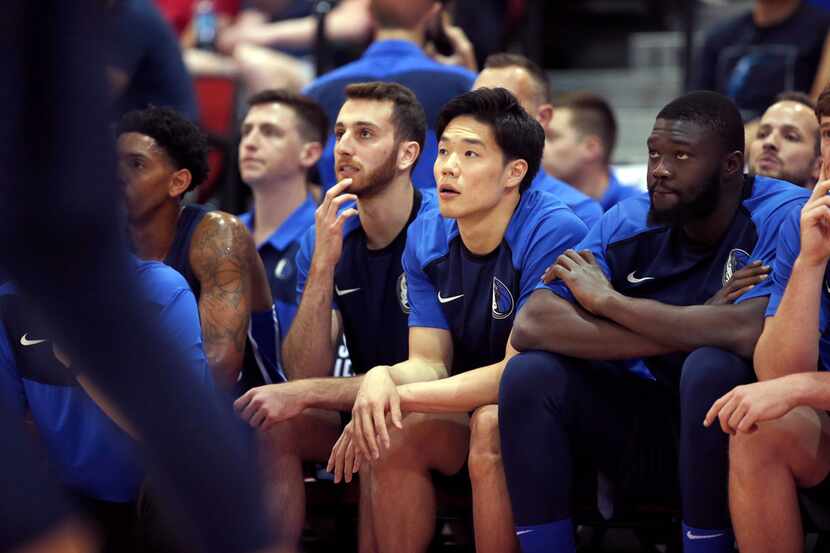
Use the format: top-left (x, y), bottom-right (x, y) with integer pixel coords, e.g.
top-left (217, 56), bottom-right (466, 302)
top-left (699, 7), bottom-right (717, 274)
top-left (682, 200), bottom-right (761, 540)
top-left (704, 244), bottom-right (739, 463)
top-left (540, 175), bottom-right (809, 380)
top-left (762, 205), bottom-right (830, 370)
top-left (303, 40), bottom-right (476, 191)
top-left (240, 194), bottom-right (317, 335)
top-left (109, 0), bottom-right (198, 121)
top-left (0, 260), bottom-right (211, 502)
top-left (405, 189), bottom-right (588, 375)
top-left (600, 170), bottom-right (643, 212)
top-left (295, 188), bottom-right (435, 375)
top-left (529, 169), bottom-right (603, 228)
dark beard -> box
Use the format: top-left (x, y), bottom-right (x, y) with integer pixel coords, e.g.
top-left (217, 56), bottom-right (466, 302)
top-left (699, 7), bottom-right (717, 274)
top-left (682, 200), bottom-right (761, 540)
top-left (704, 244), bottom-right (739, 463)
top-left (352, 150), bottom-right (399, 199)
top-left (647, 172), bottom-right (721, 227)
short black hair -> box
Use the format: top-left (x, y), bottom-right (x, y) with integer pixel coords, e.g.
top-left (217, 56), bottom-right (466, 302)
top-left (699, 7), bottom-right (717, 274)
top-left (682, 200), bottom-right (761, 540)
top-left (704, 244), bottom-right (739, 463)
top-left (344, 81), bottom-right (427, 164)
top-left (656, 91), bottom-right (744, 156)
top-left (484, 53), bottom-right (551, 105)
top-left (117, 106), bottom-right (210, 192)
top-left (247, 89), bottom-right (329, 145)
top-left (436, 87), bottom-right (544, 193)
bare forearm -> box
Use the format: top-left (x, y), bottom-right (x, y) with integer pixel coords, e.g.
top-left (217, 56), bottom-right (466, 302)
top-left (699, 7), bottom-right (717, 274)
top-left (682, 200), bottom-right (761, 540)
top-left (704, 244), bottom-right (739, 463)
top-left (512, 293), bottom-right (674, 359)
top-left (598, 293), bottom-right (765, 359)
top-left (398, 362), bottom-right (503, 413)
top-left (387, 358), bottom-right (448, 385)
top-left (755, 258), bottom-right (825, 379)
top-left (283, 264), bottom-right (336, 379)
top-left (301, 376), bottom-right (365, 411)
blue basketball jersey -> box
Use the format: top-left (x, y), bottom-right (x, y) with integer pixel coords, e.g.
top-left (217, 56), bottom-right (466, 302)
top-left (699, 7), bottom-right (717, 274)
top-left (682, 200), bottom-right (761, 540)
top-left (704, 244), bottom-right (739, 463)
top-left (541, 175), bottom-right (809, 379)
top-left (405, 189), bottom-right (588, 374)
top-left (762, 205), bottom-right (830, 370)
top-left (296, 188), bottom-right (435, 374)
top-left (529, 169), bottom-right (603, 228)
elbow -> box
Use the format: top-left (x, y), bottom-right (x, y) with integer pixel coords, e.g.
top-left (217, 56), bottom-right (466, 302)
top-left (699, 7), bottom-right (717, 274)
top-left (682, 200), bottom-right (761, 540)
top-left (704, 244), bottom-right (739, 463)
top-left (511, 310), bottom-right (542, 352)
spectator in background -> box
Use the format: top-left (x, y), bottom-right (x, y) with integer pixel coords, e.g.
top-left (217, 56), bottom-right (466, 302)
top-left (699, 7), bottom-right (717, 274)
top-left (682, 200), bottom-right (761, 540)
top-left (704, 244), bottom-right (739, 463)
top-left (237, 90), bottom-right (326, 335)
top-left (748, 91), bottom-right (821, 188)
top-left (304, 0), bottom-right (477, 191)
top-left (692, 0), bottom-right (830, 121)
top-left (474, 54), bottom-right (603, 227)
top-left (109, 0), bottom-right (198, 121)
top-left (215, 0), bottom-right (373, 93)
top-left (544, 92), bottom-right (642, 211)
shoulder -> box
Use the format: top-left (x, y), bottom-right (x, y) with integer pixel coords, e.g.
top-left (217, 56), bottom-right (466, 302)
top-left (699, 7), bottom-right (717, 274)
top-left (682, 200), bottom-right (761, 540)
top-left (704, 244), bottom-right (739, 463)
top-left (701, 10), bottom-right (750, 47)
top-left (508, 191), bottom-right (587, 252)
top-left (597, 194), bottom-right (660, 246)
top-left (134, 259), bottom-right (193, 307)
top-left (190, 210), bottom-right (257, 269)
top-left (744, 176), bottom-right (810, 224)
top-left (406, 206), bottom-right (454, 267)
top-left (304, 62), bottom-right (367, 96)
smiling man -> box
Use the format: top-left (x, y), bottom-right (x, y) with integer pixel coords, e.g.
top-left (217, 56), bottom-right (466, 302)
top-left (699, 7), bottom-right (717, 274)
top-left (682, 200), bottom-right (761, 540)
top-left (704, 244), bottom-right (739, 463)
top-left (497, 91), bottom-right (809, 553)
top-left (329, 87), bottom-right (587, 553)
top-left (748, 91), bottom-right (820, 189)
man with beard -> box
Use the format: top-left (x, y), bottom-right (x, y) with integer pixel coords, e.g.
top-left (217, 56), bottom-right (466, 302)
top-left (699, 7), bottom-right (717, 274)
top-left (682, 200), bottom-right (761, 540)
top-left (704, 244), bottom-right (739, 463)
top-left (748, 91), bottom-right (821, 189)
top-left (233, 82), bottom-right (434, 552)
top-left (116, 106), bottom-right (280, 393)
top-left (497, 91), bottom-right (809, 553)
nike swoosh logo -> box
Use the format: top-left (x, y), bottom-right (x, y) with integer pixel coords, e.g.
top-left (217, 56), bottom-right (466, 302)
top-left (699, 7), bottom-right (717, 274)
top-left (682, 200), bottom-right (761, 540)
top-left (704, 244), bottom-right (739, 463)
top-left (516, 529), bottom-right (534, 536)
top-left (334, 285), bottom-right (361, 297)
top-left (437, 291), bottom-right (464, 304)
top-left (20, 334), bottom-right (46, 346)
top-left (686, 531), bottom-right (725, 540)
top-left (627, 271), bottom-right (655, 284)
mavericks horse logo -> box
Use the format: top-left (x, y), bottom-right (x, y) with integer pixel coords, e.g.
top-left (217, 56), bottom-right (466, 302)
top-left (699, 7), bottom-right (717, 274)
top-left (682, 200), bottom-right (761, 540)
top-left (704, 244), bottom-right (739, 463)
top-left (722, 248), bottom-right (751, 285)
top-left (397, 273), bottom-right (410, 314)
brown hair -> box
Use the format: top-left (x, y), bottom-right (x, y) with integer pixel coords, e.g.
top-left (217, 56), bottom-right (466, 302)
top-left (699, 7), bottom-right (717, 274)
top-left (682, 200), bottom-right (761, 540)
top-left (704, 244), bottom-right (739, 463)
top-left (344, 82), bottom-right (427, 159)
top-left (247, 89), bottom-right (329, 145)
top-left (554, 91), bottom-right (617, 165)
top-left (484, 53), bottom-right (551, 106)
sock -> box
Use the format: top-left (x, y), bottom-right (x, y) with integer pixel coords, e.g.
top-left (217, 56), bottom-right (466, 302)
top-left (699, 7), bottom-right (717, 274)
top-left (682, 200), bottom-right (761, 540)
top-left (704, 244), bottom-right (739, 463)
top-left (515, 518), bottom-right (575, 553)
top-left (682, 522), bottom-right (735, 553)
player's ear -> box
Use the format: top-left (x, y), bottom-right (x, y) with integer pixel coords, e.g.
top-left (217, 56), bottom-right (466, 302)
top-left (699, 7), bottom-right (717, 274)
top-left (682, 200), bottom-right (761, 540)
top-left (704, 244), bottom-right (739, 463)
top-left (169, 168), bottom-right (192, 198)
top-left (300, 141), bottom-right (324, 169)
top-left (397, 140), bottom-right (421, 172)
top-left (537, 103), bottom-right (554, 128)
top-left (504, 158), bottom-right (528, 192)
top-left (722, 150), bottom-right (743, 178)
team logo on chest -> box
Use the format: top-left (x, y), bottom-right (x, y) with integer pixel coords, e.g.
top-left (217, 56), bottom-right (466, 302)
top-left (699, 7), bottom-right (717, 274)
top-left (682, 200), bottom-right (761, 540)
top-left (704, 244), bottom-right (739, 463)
top-left (492, 277), bottom-right (514, 320)
top-left (274, 258), bottom-right (295, 281)
top-left (397, 273), bottom-right (410, 314)
top-left (722, 248), bottom-right (751, 285)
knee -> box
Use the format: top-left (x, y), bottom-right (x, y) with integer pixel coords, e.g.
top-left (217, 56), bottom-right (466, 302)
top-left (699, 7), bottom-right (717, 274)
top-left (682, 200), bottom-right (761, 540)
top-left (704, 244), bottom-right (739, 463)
top-left (680, 347), bottom-right (754, 409)
top-left (468, 405), bottom-right (502, 482)
top-left (729, 411), bottom-right (806, 474)
top-left (499, 351), bottom-right (570, 413)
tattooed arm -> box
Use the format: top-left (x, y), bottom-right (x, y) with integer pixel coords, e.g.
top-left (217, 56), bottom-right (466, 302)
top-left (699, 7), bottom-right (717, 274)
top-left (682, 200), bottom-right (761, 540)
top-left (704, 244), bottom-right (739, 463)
top-left (190, 213), bottom-right (255, 389)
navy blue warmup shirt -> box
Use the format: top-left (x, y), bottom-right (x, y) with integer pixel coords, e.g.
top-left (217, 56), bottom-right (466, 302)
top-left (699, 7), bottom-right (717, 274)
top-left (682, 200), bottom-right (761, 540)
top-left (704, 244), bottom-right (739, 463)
top-left (542, 175), bottom-right (809, 380)
top-left (240, 193), bottom-right (316, 335)
top-left (296, 188), bottom-right (435, 374)
top-left (0, 260), bottom-right (211, 502)
top-left (165, 204), bottom-right (284, 389)
top-left (529, 169), bottom-right (603, 228)
top-left (405, 189), bottom-right (588, 374)
top-left (758, 204), bottom-right (830, 370)
top-left (303, 39), bottom-right (476, 191)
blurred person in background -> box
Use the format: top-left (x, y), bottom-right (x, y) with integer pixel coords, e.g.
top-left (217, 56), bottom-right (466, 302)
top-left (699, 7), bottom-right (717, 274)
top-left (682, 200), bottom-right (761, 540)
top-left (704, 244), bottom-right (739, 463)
top-left (237, 89), bottom-right (327, 335)
top-left (110, 0), bottom-right (198, 121)
top-left (474, 53), bottom-right (603, 227)
top-left (747, 91), bottom-right (821, 188)
top-left (303, 0), bottom-right (477, 191)
top-left (544, 91), bottom-right (642, 211)
top-left (692, 0), bottom-right (830, 121)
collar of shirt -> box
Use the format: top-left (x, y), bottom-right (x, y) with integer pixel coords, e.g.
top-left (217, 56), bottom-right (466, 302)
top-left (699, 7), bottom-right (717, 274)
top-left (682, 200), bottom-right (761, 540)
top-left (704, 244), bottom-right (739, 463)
top-left (240, 193), bottom-right (317, 252)
top-left (362, 39), bottom-right (427, 61)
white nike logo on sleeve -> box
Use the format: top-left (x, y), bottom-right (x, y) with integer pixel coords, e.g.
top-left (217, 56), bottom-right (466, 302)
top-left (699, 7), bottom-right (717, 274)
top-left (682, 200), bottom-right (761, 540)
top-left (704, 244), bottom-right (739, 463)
top-left (437, 291), bottom-right (464, 304)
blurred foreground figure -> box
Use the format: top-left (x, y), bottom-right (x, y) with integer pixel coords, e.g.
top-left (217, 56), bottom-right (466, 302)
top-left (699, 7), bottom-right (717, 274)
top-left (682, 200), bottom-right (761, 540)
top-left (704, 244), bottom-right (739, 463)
top-left (0, 2), bottom-right (274, 552)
